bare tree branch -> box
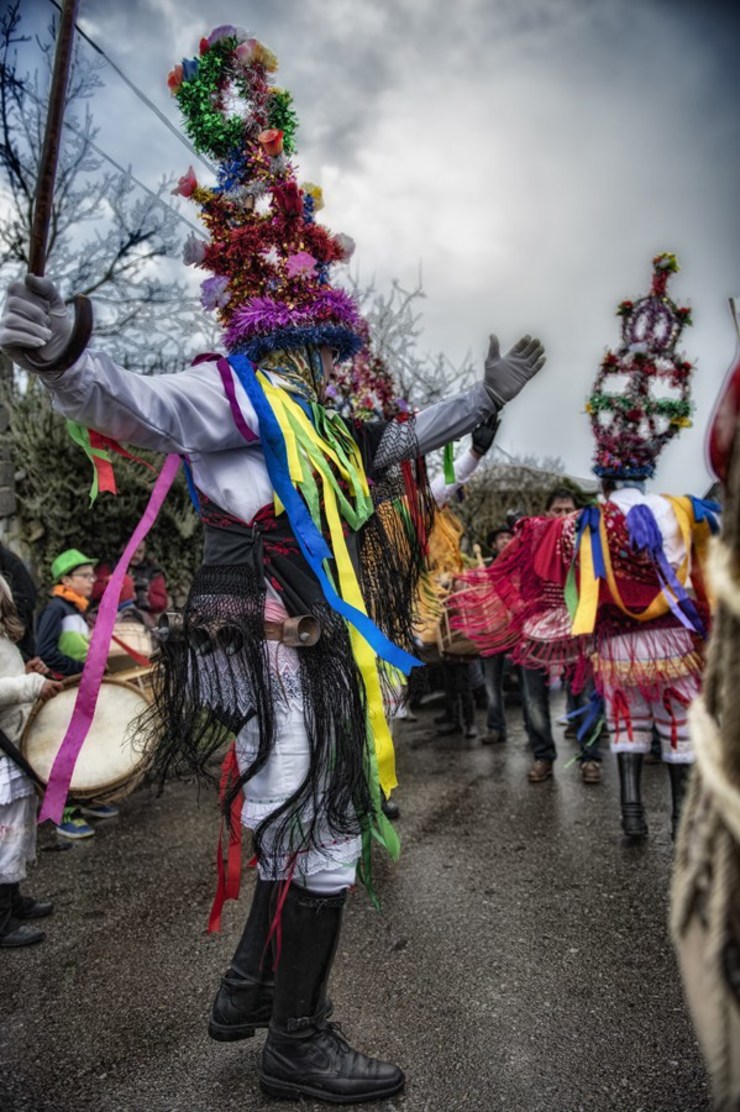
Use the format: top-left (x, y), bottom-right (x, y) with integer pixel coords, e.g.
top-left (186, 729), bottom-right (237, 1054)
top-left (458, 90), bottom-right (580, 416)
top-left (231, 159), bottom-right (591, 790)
top-left (0, 3), bottom-right (206, 372)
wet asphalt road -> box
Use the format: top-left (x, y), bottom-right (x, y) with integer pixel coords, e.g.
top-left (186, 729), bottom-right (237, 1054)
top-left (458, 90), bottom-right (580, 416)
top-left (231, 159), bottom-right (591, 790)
top-left (1, 691), bottom-right (711, 1112)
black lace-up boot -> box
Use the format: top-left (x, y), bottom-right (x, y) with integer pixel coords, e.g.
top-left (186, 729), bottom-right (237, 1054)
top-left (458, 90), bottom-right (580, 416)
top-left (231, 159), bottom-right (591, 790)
top-left (618, 753), bottom-right (648, 839)
top-left (208, 877), bottom-right (277, 1041)
top-left (260, 884), bottom-right (405, 1103)
top-left (668, 762), bottom-right (692, 841)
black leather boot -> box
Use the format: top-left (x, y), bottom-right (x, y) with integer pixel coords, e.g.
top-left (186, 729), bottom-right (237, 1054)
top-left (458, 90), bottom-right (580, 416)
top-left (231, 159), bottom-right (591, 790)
top-left (0, 883), bottom-right (45, 948)
top-left (617, 753), bottom-right (647, 839)
top-left (208, 877), bottom-right (277, 1041)
top-left (260, 884), bottom-right (405, 1104)
top-left (10, 883), bottom-right (54, 920)
top-left (668, 763), bottom-right (692, 841)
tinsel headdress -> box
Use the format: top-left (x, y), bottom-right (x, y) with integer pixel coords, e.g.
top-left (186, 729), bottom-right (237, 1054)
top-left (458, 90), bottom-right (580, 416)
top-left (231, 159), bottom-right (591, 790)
top-left (168, 26), bottom-right (365, 363)
top-left (587, 253), bottom-right (694, 481)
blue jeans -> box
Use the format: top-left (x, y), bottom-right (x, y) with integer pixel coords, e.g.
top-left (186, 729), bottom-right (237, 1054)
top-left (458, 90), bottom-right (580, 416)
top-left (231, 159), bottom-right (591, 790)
top-left (483, 654), bottom-right (508, 735)
top-left (519, 666), bottom-right (557, 762)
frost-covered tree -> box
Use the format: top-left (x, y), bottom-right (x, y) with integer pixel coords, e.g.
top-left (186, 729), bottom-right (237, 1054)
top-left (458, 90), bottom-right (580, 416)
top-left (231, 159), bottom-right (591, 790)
top-left (0, 2), bottom-right (205, 372)
top-left (346, 273), bottom-right (476, 408)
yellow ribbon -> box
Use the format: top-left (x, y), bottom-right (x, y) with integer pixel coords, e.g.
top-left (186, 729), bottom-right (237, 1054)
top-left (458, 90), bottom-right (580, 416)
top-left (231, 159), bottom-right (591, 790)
top-left (322, 475), bottom-right (398, 797)
top-left (255, 371), bottom-right (398, 799)
top-left (571, 524), bottom-right (599, 635)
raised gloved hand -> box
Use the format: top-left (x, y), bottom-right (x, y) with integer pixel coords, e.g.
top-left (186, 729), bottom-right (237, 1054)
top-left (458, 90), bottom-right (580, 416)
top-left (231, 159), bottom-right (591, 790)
top-left (0, 275), bottom-right (74, 373)
top-left (484, 334), bottom-right (546, 408)
top-left (471, 413), bottom-right (501, 458)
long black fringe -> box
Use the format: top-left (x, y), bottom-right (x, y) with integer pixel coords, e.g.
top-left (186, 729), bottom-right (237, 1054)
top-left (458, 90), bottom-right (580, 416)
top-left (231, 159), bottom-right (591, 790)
top-left (141, 412), bottom-right (433, 875)
top-left (144, 564), bottom-right (372, 875)
top-left (357, 447), bottom-right (436, 653)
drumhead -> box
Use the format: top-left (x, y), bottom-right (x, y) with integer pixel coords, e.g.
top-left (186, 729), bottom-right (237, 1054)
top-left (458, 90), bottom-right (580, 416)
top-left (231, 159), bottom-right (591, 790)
top-left (107, 622), bottom-right (154, 672)
top-left (22, 678), bottom-right (149, 797)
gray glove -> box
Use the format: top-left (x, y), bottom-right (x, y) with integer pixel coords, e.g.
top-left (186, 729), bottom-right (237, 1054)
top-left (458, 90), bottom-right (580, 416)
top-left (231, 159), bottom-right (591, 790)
top-left (484, 333), bottom-right (546, 407)
top-left (471, 413), bottom-right (500, 458)
top-left (0, 275), bottom-right (74, 373)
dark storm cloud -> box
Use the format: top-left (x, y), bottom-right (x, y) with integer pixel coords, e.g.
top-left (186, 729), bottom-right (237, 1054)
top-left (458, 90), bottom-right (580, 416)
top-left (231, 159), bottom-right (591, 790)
top-left (7, 0), bottom-right (740, 488)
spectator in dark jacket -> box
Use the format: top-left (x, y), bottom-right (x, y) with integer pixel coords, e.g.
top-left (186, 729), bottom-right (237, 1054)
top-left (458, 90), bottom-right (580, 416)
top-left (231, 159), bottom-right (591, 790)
top-left (0, 543), bottom-right (38, 660)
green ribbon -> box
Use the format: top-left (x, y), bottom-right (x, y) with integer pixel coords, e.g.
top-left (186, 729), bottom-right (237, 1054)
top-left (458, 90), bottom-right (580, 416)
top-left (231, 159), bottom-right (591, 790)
top-left (65, 419), bottom-right (111, 504)
top-left (443, 442), bottom-right (456, 485)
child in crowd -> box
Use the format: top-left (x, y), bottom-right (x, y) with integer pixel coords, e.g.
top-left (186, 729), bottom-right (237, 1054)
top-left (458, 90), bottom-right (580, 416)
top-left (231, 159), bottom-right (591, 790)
top-left (35, 549), bottom-right (119, 839)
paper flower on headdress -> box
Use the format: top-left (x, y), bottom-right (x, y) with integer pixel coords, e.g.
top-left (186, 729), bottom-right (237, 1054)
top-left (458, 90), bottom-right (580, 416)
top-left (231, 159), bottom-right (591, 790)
top-left (167, 28), bottom-right (364, 362)
top-left (587, 253), bottom-right (694, 481)
top-left (330, 348), bottom-right (410, 423)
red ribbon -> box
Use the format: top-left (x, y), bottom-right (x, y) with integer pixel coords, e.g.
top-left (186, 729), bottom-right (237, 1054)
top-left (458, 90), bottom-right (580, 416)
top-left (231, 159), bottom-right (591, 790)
top-left (208, 742), bottom-right (244, 933)
top-left (109, 633), bottom-right (151, 669)
top-left (662, 686), bottom-right (691, 750)
top-left (610, 689), bottom-right (634, 743)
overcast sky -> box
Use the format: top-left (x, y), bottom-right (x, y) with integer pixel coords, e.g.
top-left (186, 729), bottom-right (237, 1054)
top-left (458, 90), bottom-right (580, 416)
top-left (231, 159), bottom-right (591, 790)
top-left (17, 0), bottom-right (740, 490)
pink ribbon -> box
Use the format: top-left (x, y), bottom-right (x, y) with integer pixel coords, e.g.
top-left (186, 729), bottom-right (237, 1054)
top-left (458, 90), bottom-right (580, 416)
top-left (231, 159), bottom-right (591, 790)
top-left (39, 453), bottom-right (182, 824)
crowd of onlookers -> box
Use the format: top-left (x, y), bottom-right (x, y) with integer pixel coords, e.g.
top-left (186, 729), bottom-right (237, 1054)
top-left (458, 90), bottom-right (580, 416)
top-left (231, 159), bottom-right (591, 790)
top-left (417, 485), bottom-right (606, 786)
top-left (0, 539), bottom-right (168, 948)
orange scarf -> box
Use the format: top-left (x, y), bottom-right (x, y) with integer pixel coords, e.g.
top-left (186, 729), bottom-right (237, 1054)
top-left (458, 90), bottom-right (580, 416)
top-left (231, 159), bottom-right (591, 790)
top-left (52, 583), bottom-right (90, 613)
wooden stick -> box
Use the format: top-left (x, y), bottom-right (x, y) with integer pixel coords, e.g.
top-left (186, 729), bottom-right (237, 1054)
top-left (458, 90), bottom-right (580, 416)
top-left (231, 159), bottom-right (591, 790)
top-left (27, 0), bottom-right (94, 371)
top-left (28, 0), bottom-right (82, 276)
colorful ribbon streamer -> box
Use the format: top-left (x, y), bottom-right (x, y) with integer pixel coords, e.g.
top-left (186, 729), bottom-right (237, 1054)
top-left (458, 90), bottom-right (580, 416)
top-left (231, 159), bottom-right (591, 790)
top-left (225, 355), bottom-right (419, 677)
top-left (38, 454), bottom-right (182, 825)
top-left (569, 506), bottom-right (606, 635)
top-left (626, 503), bottom-right (706, 637)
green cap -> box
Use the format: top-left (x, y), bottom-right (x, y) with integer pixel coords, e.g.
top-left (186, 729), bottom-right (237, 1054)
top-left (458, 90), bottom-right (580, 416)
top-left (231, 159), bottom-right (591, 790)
top-left (51, 548), bottom-right (96, 582)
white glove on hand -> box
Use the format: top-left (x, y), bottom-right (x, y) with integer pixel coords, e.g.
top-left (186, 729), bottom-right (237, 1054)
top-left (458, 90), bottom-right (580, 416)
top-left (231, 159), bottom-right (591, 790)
top-left (0, 275), bottom-right (73, 373)
top-left (483, 334), bottom-right (546, 408)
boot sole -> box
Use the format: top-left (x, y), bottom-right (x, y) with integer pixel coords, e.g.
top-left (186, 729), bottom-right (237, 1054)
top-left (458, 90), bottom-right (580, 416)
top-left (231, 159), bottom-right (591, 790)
top-left (0, 932), bottom-right (45, 948)
top-left (207, 1019), bottom-right (258, 1041)
top-left (259, 1073), bottom-right (405, 1103)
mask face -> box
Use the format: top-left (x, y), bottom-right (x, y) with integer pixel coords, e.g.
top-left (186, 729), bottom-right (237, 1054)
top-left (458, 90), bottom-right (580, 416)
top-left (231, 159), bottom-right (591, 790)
top-left (260, 346), bottom-right (326, 402)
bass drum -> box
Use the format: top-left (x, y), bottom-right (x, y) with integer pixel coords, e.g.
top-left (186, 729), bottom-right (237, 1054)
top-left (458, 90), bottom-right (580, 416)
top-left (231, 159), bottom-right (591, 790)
top-left (21, 676), bottom-right (151, 803)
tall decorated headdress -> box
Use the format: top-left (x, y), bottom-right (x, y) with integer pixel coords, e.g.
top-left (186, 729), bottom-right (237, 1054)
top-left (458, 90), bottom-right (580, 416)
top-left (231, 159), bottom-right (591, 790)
top-left (168, 26), bottom-right (365, 364)
top-left (587, 253), bottom-right (694, 481)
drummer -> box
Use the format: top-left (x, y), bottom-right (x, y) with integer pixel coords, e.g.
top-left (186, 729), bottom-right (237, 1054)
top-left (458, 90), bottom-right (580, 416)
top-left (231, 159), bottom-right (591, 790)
top-left (35, 549), bottom-right (120, 839)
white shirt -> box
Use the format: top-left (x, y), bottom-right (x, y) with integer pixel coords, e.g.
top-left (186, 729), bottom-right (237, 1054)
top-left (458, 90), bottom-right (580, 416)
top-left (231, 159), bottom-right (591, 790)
top-left (46, 351), bottom-right (495, 525)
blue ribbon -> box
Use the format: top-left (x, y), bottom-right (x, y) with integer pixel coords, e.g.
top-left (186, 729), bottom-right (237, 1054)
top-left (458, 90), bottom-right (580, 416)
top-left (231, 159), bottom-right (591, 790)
top-left (181, 456), bottom-right (201, 514)
top-left (626, 503), bottom-right (706, 638)
top-left (565, 690), bottom-right (605, 748)
top-left (226, 355), bottom-right (420, 675)
top-left (575, 505), bottom-right (606, 579)
top-left (689, 496), bottom-right (720, 535)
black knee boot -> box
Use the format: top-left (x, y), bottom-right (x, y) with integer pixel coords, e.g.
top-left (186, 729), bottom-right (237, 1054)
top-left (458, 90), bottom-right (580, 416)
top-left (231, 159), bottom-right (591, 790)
top-left (668, 763), bottom-right (692, 841)
top-left (208, 877), bottom-right (277, 1041)
top-left (260, 883), bottom-right (405, 1103)
top-left (617, 753), bottom-right (647, 839)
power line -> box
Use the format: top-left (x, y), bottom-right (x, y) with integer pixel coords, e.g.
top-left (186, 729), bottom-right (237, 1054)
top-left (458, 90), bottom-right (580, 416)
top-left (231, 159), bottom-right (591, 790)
top-left (47, 0), bottom-right (216, 175)
top-left (20, 80), bottom-right (204, 236)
